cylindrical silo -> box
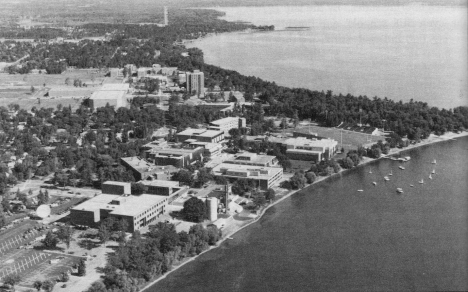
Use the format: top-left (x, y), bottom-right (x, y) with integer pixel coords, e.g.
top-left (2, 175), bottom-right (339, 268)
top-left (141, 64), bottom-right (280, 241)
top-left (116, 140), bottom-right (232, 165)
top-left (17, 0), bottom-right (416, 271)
top-left (206, 197), bottom-right (218, 221)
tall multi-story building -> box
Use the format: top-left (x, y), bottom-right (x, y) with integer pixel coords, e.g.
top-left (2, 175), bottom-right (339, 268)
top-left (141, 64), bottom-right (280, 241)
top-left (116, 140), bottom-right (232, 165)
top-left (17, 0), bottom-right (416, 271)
top-left (186, 70), bottom-right (204, 97)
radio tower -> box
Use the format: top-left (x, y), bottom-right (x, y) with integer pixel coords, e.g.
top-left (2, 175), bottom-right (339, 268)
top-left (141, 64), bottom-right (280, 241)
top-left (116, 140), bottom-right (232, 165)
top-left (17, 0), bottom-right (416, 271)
top-left (164, 7), bottom-right (168, 26)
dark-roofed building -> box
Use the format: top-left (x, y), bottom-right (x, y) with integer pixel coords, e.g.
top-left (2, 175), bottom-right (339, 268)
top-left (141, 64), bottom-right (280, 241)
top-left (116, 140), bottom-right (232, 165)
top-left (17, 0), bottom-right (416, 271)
top-left (120, 157), bottom-right (178, 181)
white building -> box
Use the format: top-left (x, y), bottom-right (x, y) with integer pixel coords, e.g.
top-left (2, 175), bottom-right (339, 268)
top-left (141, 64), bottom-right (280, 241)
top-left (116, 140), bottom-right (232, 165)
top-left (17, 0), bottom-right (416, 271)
top-left (208, 117), bottom-right (247, 135)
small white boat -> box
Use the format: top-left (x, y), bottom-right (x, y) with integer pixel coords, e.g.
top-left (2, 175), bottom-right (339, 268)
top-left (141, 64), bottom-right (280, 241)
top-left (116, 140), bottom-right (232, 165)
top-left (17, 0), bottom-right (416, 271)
top-left (404, 156), bottom-right (411, 161)
top-left (419, 179), bottom-right (424, 184)
top-left (384, 176), bottom-right (390, 181)
top-left (396, 188), bottom-right (403, 193)
top-left (410, 184), bottom-right (414, 187)
top-left (389, 170), bottom-right (393, 176)
top-left (373, 182), bottom-right (377, 186)
top-left (429, 174), bottom-right (433, 180)
top-left (397, 158), bottom-right (406, 162)
top-left (368, 168), bottom-right (372, 174)
top-left (432, 159), bottom-right (437, 164)
top-left (431, 169), bottom-right (435, 174)
top-left (357, 189), bottom-right (364, 192)
top-left (399, 166), bottom-right (405, 170)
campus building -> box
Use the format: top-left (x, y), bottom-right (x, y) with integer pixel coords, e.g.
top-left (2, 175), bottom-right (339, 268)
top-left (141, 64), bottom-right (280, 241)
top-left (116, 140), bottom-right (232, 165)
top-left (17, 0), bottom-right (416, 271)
top-left (186, 70), bottom-right (204, 97)
top-left (89, 83), bottom-right (130, 109)
top-left (120, 156), bottom-right (178, 181)
top-left (185, 141), bottom-right (222, 157)
top-left (140, 180), bottom-right (188, 203)
top-left (101, 181), bottom-right (131, 195)
top-left (176, 128), bottom-right (225, 144)
top-left (283, 137), bottom-right (338, 162)
top-left (70, 194), bottom-right (168, 232)
top-left (208, 117), bottom-right (246, 135)
top-left (144, 147), bottom-right (205, 168)
top-left (212, 163), bottom-right (283, 190)
top-left (224, 152), bottom-right (279, 167)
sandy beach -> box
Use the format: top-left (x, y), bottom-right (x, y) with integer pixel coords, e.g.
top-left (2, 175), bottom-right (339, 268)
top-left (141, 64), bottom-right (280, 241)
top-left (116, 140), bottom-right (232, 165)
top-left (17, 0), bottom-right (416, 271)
top-left (139, 130), bottom-right (468, 291)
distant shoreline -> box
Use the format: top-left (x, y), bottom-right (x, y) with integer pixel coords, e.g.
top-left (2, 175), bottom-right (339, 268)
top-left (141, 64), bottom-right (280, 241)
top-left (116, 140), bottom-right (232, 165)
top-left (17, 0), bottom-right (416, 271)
top-left (140, 130), bottom-right (468, 291)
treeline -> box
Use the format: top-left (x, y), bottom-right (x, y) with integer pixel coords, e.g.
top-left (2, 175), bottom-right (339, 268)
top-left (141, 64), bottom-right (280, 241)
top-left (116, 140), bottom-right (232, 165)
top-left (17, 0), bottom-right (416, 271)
top-left (87, 222), bottom-right (221, 292)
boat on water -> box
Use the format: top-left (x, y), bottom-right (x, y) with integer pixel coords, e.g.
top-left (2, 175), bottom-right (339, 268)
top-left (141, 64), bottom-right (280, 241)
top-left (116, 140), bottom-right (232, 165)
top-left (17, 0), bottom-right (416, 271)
top-left (419, 179), bottom-right (424, 184)
top-left (429, 174), bottom-right (433, 180)
top-left (396, 188), bottom-right (404, 193)
top-left (410, 184), bottom-right (414, 187)
top-left (397, 158), bottom-right (406, 162)
top-left (431, 169), bottom-right (436, 174)
top-left (368, 167), bottom-right (372, 174)
top-left (399, 166), bottom-right (405, 170)
top-left (389, 170), bottom-right (393, 176)
top-left (432, 159), bottom-right (437, 164)
top-left (404, 156), bottom-right (411, 161)
top-left (384, 176), bottom-right (390, 181)
top-left (373, 182), bottom-right (377, 186)
top-left (357, 189), bottom-right (364, 192)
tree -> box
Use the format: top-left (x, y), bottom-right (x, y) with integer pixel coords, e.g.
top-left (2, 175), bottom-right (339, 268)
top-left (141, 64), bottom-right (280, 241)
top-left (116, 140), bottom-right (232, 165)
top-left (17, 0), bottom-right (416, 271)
top-left (131, 182), bottom-right (148, 195)
top-left (253, 192), bottom-right (267, 208)
top-left (86, 281), bottom-right (107, 292)
top-left (57, 225), bottom-right (73, 249)
top-left (0, 206), bottom-right (6, 229)
top-left (77, 258), bottom-right (87, 276)
top-left (33, 280), bottom-right (42, 291)
top-left (60, 271), bottom-right (70, 282)
top-left (41, 280), bottom-right (55, 292)
top-left (2, 274), bottom-right (21, 288)
top-left (265, 188), bottom-right (276, 202)
top-left (289, 172), bottom-right (307, 189)
top-left (182, 197), bottom-right (207, 223)
top-left (42, 231), bottom-right (59, 248)
top-left (98, 223), bottom-right (110, 245)
top-left (305, 172), bottom-right (316, 184)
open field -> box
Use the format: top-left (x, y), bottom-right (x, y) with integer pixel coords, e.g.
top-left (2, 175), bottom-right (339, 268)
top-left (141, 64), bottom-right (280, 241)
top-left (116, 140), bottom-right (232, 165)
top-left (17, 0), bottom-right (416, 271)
top-left (291, 124), bottom-right (383, 150)
top-left (0, 71), bottom-right (107, 87)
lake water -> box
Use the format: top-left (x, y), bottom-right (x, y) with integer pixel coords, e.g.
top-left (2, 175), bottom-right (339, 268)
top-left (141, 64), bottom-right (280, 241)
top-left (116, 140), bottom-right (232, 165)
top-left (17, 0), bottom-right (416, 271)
top-left (187, 5), bottom-right (468, 109)
top-left (150, 136), bottom-right (468, 291)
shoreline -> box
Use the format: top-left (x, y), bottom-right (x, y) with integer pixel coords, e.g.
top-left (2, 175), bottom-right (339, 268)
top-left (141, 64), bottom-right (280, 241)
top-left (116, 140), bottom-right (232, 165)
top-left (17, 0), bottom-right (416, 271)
top-left (140, 130), bottom-right (468, 291)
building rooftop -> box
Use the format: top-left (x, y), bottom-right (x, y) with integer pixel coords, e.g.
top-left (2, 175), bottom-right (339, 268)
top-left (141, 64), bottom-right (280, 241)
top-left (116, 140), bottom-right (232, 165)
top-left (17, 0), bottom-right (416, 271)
top-left (228, 153), bottom-right (277, 165)
top-left (140, 180), bottom-right (180, 188)
top-left (90, 90), bottom-right (126, 100)
top-left (102, 181), bottom-right (131, 187)
top-left (121, 156), bottom-right (160, 172)
top-left (176, 128), bottom-right (223, 138)
top-left (72, 194), bottom-right (167, 217)
top-left (212, 163), bottom-right (282, 180)
top-left (283, 137), bottom-right (338, 148)
top-left (209, 116), bottom-right (241, 126)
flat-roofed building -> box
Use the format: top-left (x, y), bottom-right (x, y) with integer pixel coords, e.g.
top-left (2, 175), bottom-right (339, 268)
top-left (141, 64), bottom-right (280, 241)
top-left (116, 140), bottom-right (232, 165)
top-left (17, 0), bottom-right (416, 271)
top-left (186, 70), bottom-right (204, 97)
top-left (224, 152), bottom-right (278, 167)
top-left (176, 128), bottom-right (224, 144)
top-left (186, 141), bottom-right (222, 157)
top-left (70, 194), bottom-right (169, 232)
top-left (212, 163), bottom-right (283, 190)
top-left (102, 181), bottom-right (131, 195)
top-left (139, 180), bottom-right (189, 203)
top-left (283, 137), bottom-right (338, 162)
top-left (120, 156), bottom-right (178, 181)
top-left (208, 117), bottom-right (246, 135)
top-left (89, 83), bottom-right (130, 109)
top-left (146, 147), bottom-right (204, 168)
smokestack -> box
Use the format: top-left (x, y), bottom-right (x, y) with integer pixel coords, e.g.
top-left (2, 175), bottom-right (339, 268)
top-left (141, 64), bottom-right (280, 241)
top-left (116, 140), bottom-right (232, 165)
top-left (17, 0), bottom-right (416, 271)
top-left (164, 6), bottom-right (168, 26)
